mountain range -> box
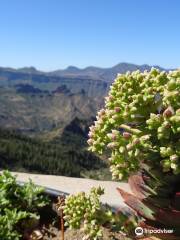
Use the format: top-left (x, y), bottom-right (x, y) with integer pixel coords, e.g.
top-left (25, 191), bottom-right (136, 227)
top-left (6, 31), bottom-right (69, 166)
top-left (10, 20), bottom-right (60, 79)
top-left (49, 62), bottom-right (166, 81)
top-left (1, 62), bottom-right (166, 82)
top-left (0, 62), bottom-right (168, 135)
top-left (0, 62), bottom-right (171, 178)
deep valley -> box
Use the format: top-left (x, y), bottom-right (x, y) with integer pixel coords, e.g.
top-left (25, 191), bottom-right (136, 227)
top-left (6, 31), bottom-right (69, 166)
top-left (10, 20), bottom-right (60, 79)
top-left (0, 63), bottom-right (166, 179)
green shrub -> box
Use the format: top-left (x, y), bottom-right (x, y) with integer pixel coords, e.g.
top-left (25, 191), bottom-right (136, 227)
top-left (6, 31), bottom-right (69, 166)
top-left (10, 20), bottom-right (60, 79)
top-left (0, 170), bottom-right (49, 240)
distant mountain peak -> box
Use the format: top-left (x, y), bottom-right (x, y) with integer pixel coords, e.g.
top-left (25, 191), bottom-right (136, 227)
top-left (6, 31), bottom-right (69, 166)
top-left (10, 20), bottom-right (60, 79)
top-left (113, 62), bottom-right (135, 67)
top-left (18, 66), bottom-right (38, 73)
top-left (66, 66), bottom-right (80, 72)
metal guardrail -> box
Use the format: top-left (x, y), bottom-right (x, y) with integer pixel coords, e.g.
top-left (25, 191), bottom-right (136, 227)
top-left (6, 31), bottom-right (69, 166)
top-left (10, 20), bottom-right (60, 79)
top-left (17, 180), bottom-right (131, 215)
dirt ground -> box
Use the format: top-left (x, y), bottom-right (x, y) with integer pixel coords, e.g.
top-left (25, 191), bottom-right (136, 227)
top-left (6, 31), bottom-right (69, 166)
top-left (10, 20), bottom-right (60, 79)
top-left (42, 227), bottom-right (131, 240)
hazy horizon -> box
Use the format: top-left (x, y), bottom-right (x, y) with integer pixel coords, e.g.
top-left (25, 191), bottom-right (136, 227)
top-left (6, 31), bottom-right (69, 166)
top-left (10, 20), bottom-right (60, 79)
top-left (0, 61), bottom-right (176, 73)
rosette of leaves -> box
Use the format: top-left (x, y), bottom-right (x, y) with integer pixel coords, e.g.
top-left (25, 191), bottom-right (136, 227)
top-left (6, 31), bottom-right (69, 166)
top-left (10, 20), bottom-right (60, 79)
top-left (88, 68), bottom-right (180, 239)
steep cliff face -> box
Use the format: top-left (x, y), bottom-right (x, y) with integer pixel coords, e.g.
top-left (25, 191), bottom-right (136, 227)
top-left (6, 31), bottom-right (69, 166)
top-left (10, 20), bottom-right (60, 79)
top-left (0, 67), bottom-right (108, 133)
top-left (0, 68), bottom-right (109, 97)
top-left (0, 88), bottom-right (103, 133)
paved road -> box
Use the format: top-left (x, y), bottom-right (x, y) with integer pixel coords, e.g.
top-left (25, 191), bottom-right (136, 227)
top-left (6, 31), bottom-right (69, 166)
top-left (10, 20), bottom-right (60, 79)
top-left (10, 172), bottom-right (131, 210)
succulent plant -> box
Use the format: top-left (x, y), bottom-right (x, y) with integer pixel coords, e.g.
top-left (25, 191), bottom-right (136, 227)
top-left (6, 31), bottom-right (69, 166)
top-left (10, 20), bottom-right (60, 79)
top-left (88, 68), bottom-right (180, 179)
top-left (63, 187), bottom-right (135, 239)
top-left (88, 68), bottom-right (180, 239)
top-left (117, 166), bottom-right (180, 239)
top-left (63, 187), bottom-right (105, 239)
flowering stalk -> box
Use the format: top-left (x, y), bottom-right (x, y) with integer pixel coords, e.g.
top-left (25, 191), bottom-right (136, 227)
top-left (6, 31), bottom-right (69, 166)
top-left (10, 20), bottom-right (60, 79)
top-left (88, 68), bottom-right (180, 180)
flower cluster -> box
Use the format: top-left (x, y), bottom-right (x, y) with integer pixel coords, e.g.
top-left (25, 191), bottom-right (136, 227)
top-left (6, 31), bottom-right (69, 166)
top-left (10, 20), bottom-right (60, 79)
top-left (63, 187), bottom-right (120, 240)
top-left (88, 68), bottom-right (180, 180)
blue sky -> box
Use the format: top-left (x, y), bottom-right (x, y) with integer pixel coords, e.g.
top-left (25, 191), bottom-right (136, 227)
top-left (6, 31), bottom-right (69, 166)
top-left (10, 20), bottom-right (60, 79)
top-left (0, 0), bottom-right (180, 71)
